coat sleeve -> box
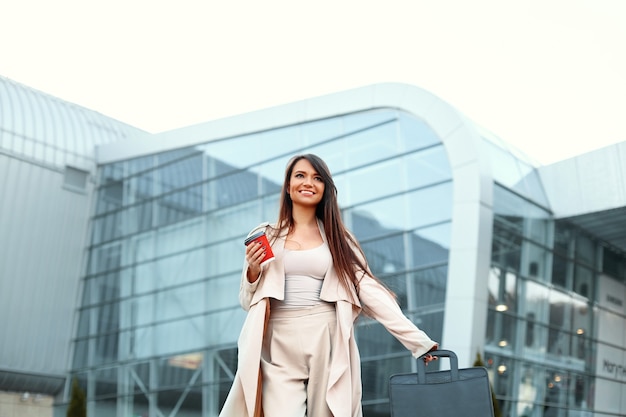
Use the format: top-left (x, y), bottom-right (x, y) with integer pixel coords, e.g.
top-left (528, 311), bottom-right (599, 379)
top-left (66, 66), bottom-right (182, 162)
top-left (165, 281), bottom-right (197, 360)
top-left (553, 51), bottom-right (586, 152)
top-left (357, 272), bottom-right (438, 358)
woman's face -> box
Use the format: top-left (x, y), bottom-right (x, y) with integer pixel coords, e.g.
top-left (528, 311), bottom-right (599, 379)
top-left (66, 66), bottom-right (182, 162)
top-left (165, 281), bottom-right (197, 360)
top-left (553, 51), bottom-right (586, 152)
top-left (287, 158), bottom-right (325, 208)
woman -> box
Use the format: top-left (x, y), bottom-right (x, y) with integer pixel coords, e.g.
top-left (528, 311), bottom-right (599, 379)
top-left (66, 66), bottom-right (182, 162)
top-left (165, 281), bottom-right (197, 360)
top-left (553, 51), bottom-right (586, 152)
top-left (219, 154), bottom-right (438, 417)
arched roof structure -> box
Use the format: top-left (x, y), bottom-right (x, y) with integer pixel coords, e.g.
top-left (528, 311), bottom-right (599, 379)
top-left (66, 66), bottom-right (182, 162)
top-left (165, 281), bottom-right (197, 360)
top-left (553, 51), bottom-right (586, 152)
top-left (0, 76), bottom-right (146, 170)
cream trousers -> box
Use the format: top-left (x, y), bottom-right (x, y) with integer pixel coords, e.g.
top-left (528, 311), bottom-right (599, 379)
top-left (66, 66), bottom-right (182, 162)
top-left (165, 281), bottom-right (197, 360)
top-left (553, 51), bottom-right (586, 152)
top-left (260, 303), bottom-right (337, 417)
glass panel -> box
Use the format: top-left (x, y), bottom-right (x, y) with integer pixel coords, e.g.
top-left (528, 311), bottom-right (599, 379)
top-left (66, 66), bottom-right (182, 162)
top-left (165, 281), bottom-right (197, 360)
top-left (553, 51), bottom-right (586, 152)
top-left (384, 266), bottom-right (447, 311)
top-left (94, 397), bottom-right (118, 416)
top-left (483, 141), bottom-right (523, 188)
top-left (398, 111), bottom-right (441, 150)
top-left (157, 152), bottom-right (203, 193)
top-left (356, 320), bottom-right (413, 357)
top-left (547, 290), bottom-right (571, 358)
top-left (350, 195), bottom-right (406, 241)
top-left (209, 170), bottom-right (259, 210)
top-left (97, 179), bottom-right (123, 215)
top-left (519, 166), bottom-right (550, 208)
top-left (344, 121), bottom-right (398, 170)
top-left (361, 356), bottom-right (411, 403)
top-left (153, 316), bottom-right (205, 356)
top-left (492, 221), bottom-right (522, 272)
top-left (361, 233), bottom-right (406, 275)
top-left (553, 221), bottom-right (573, 256)
top-left (94, 367), bottom-right (118, 399)
top-left (413, 222), bottom-right (451, 251)
top-left (488, 267), bottom-right (517, 312)
top-left (406, 183), bottom-right (453, 229)
top-left (524, 281), bottom-right (550, 324)
top-left (523, 314), bottom-right (548, 352)
top-left (155, 282), bottom-right (206, 322)
top-left (486, 310), bottom-right (517, 350)
top-left (92, 211), bottom-right (123, 244)
top-left (574, 265), bottom-right (593, 299)
top-left (342, 160), bottom-right (404, 206)
top-left (301, 115), bottom-right (342, 150)
top-left (523, 242), bottom-right (550, 282)
top-left (94, 332), bottom-right (119, 365)
top-left (551, 254), bottom-right (569, 289)
top-left (404, 145), bottom-right (451, 187)
top-left (156, 147), bottom-right (199, 164)
top-left (342, 109), bottom-right (396, 137)
top-left (602, 247), bottom-right (626, 281)
top-left (72, 339), bottom-right (88, 369)
top-left (157, 184), bottom-right (203, 226)
top-left (575, 234), bottom-right (595, 267)
top-left (126, 154), bottom-right (154, 176)
top-left (88, 244), bottom-right (122, 275)
top-left (306, 138), bottom-right (346, 175)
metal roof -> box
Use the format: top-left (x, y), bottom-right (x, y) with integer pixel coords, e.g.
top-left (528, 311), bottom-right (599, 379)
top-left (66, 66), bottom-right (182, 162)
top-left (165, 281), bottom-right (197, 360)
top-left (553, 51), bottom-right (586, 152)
top-left (0, 75), bottom-right (147, 170)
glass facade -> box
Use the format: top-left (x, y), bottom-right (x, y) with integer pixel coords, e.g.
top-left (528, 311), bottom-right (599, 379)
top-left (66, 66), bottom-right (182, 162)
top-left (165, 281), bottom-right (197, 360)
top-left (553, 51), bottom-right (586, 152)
top-left (486, 183), bottom-right (626, 417)
top-left (73, 109), bottom-right (453, 416)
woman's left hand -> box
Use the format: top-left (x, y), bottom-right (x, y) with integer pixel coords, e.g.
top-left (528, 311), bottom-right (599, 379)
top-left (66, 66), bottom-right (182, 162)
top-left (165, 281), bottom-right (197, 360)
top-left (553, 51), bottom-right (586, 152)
top-left (423, 353), bottom-right (438, 365)
top-left (423, 344), bottom-right (439, 365)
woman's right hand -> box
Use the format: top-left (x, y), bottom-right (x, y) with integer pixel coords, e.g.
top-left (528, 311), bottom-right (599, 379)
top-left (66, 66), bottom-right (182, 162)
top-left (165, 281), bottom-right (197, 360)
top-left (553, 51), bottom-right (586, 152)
top-left (245, 241), bottom-right (265, 282)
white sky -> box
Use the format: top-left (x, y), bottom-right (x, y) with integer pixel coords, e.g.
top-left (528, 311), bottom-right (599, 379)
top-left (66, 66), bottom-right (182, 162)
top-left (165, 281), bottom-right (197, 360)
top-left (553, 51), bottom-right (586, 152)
top-left (2, 0), bottom-right (625, 165)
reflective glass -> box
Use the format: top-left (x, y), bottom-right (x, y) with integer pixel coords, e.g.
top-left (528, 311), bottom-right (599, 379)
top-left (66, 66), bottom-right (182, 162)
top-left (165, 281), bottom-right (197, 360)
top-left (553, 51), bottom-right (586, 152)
top-left (404, 146), bottom-right (452, 187)
top-left (483, 140), bottom-right (523, 188)
top-left (398, 111), bottom-right (441, 151)
top-left (406, 183), bottom-right (453, 228)
top-left (342, 160), bottom-right (404, 206)
top-left (574, 265), bottom-right (593, 299)
top-left (524, 281), bottom-right (550, 324)
top-left (153, 316), bottom-right (206, 356)
top-left (523, 242), bottom-right (550, 282)
top-left (77, 107), bottom-right (453, 416)
top-left (126, 154), bottom-right (154, 176)
top-left (157, 185), bottom-right (203, 226)
top-left (154, 282), bottom-right (206, 322)
top-left (94, 367), bottom-right (118, 399)
top-left (361, 356), bottom-right (412, 406)
top-left (344, 121), bottom-right (399, 169)
top-left (488, 267), bottom-right (517, 312)
top-left (96, 179), bottom-right (124, 215)
top-left (551, 254), bottom-right (569, 289)
top-left (155, 152), bottom-right (203, 193)
top-left (301, 116), bottom-right (343, 150)
top-left (492, 221), bottom-right (522, 271)
top-left (575, 234), bottom-right (595, 267)
top-left (523, 314), bottom-right (548, 352)
top-left (361, 233), bottom-right (407, 275)
top-left (342, 109), bottom-right (396, 136)
top-left (209, 170), bottom-right (260, 210)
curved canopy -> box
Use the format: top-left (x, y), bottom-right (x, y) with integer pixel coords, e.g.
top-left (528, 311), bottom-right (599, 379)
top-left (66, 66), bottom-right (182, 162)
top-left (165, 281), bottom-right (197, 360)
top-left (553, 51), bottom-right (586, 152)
top-left (0, 76), bottom-right (146, 170)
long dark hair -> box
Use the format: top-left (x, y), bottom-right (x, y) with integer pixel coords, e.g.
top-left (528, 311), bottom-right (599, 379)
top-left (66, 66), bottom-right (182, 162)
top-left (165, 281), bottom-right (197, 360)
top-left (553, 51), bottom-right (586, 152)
top-left (274, 154), bottom-right (395, 312)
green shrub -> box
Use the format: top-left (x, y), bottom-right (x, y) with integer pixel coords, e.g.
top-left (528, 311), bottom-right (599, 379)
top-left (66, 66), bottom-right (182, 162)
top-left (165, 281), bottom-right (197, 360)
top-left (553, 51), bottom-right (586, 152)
top-left (67, 378), bottom-right (87, 417)
top-left (473, 352), bottom-right (502, 417)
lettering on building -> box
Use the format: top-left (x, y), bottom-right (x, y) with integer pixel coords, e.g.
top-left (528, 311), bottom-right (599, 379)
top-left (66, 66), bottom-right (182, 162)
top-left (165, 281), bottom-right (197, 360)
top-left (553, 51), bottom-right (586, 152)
top-left (606, 294), bottom-right (623, 307)
top-left (603, 359), bottom-right (626, 380)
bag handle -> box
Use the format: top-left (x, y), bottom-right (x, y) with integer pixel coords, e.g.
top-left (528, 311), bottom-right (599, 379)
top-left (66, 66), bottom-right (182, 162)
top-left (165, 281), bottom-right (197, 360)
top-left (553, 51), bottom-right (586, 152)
top-left (416, 349), bottom-right (459, 383)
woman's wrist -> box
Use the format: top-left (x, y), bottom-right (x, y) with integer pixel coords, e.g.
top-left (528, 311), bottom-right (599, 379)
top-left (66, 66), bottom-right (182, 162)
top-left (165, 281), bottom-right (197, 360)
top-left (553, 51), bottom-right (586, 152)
top-left (247, 266), bottom-right (261, 283)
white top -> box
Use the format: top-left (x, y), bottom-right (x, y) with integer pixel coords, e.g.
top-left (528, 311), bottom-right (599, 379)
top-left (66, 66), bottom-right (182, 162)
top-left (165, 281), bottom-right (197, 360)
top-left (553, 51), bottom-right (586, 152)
top-left (271, 241), bottom-right (332, 310)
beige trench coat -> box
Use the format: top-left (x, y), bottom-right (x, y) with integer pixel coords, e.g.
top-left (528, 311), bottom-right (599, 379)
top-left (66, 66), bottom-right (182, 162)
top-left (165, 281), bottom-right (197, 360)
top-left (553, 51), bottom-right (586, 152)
top-left (218, 222), bottom-right (437, 417)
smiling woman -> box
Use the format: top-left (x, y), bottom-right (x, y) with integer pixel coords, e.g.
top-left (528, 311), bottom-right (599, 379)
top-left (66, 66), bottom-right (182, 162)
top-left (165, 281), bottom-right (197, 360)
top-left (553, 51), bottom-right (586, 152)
top-left (219, 154), bottom-right (439, 417)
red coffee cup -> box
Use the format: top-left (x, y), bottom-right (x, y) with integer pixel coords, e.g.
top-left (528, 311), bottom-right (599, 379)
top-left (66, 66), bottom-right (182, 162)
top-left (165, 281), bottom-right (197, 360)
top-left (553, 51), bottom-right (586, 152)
top-left (244, 231), bottom-right (275, 266)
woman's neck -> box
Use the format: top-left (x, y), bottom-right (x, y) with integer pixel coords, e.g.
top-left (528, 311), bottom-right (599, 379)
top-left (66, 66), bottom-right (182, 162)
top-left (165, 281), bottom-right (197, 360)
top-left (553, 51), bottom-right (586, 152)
top-left (291, 206), bottom-right (318, 228)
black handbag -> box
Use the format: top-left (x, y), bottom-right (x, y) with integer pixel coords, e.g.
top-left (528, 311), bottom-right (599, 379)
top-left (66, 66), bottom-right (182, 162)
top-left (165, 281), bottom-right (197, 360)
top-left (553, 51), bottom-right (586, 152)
top-left (389, 350), bottom-right (495, 417)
